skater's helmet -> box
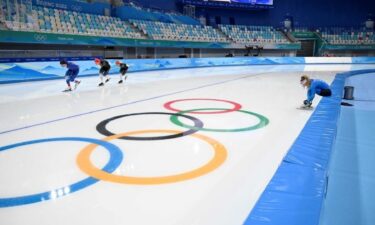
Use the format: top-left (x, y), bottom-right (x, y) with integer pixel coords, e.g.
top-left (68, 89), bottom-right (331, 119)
top-left (115, 60), bottom-right (121, 65)
top-left (300, 75), bottom-right (309, 85)
top-left (94, 58), bottom-right (101, 65)
top-left (60, 60), bottom-right (67, 65)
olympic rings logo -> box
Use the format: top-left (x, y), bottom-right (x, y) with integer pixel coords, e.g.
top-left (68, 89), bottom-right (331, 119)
top-left (34, 34), bottom-right (47, 42)
top-left (0, 98), bottom-right (269, 207)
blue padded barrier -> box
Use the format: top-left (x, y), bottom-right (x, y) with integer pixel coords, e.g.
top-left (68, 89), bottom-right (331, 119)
top-left (1, 57), bottom-right (375, 84)
top-left (0, 57), bottom-right (304, 84)
top-left (319, 76), bottom-right (375, 225)
top-left (243, 69), bottom-right (375, 225)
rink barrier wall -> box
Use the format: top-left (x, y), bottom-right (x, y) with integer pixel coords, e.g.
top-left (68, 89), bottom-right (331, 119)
top-left (243, 69), bottom-right (375, 225)
top-left (0, 56), bottom-right (100, 63)
top-left (0, 57), bottom-right (375, 84)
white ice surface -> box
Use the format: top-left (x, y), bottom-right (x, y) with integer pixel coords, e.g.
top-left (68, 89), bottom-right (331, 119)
top-left (0, 64), bottom-right (374, 225)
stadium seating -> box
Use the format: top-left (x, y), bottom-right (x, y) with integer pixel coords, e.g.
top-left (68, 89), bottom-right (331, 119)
top-left (320, 27), bottom-right (375, 45)
top-left (1, 1), bottom-right (231, 43)
top-left (35, 6), bottom-right (145, 39)
top-left (1, 0), bottom-right (35, 31)
top-left (219, 24), bottom-right (290, 44)
top-left (2, 3), bottom-right (145, 39)
top-left (117, 3), bottom-right (201, 25)
top-left (293, 27), bottom-right (311, 32)
top-left (5, 2), bottom-right (373, 47)
top-left (131, 19), bottom-right (229, 42)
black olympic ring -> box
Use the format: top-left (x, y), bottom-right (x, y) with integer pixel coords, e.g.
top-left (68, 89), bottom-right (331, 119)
top-left (96, 112), bottom-right (204, 141)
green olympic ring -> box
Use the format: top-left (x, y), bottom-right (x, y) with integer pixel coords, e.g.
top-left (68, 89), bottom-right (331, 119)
top-left (170, 108), bottom-right (269, 132)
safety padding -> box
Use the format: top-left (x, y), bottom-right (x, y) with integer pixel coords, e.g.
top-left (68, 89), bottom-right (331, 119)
top-left (1, 57), bottom-right (375, 84)
top-left (243, 69), bottom-right (375, 225)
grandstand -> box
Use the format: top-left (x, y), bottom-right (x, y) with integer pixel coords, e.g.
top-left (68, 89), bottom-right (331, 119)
top-left (320, 27), bottom-right (375, 45)
top-left (131, 19), bottom-right (229, 42)
top-left (0, 0), bottom-right (374, 59)
top-left (3, 5), bottom-right (144, 39)
top-left (219, 24), bottom-right (289, 44)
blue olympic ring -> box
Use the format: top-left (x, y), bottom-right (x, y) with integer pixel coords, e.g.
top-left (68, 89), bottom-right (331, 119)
top-left (0, 137), bottom-right (123, 208)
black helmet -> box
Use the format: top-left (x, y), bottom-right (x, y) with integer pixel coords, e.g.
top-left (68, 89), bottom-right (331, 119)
top-left (60, 60), bottom-right (68, 65)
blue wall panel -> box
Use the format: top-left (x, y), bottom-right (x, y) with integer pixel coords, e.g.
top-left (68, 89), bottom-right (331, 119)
top-left (32, 0), bottom-right (110, 15)
top-left (1, 57), bottom-right (375, 84)
top-left (135, 0), bottom-right (374, 27)
top-left (0, 57), bottom-right (306, 83)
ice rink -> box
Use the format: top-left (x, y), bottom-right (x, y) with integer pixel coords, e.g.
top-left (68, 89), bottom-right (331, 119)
top-left (1, 64), bottom-right (374, 225)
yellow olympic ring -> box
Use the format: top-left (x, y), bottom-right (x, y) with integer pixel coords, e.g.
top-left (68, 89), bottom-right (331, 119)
top-left (77, 130), bottom-right (227, 185)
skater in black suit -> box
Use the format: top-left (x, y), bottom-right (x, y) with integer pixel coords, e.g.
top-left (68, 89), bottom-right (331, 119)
top-left (95, 58), bottom-right (111, 86)
top-left (115, 60), bottom-right (129, 84)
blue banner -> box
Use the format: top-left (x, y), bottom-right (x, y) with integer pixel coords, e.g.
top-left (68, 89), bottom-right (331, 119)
top-left (32, 0), bottom-right (110, 15)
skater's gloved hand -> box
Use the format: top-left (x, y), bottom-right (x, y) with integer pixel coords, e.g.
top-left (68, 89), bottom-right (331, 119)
top-left (303, 100), bottom-right (312, 107)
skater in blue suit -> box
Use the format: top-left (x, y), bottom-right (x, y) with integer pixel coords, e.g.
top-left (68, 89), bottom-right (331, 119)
top-left (60, 60), bottom-right (81, 92)
top-left (300, 75), bottom-right (331, 107)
